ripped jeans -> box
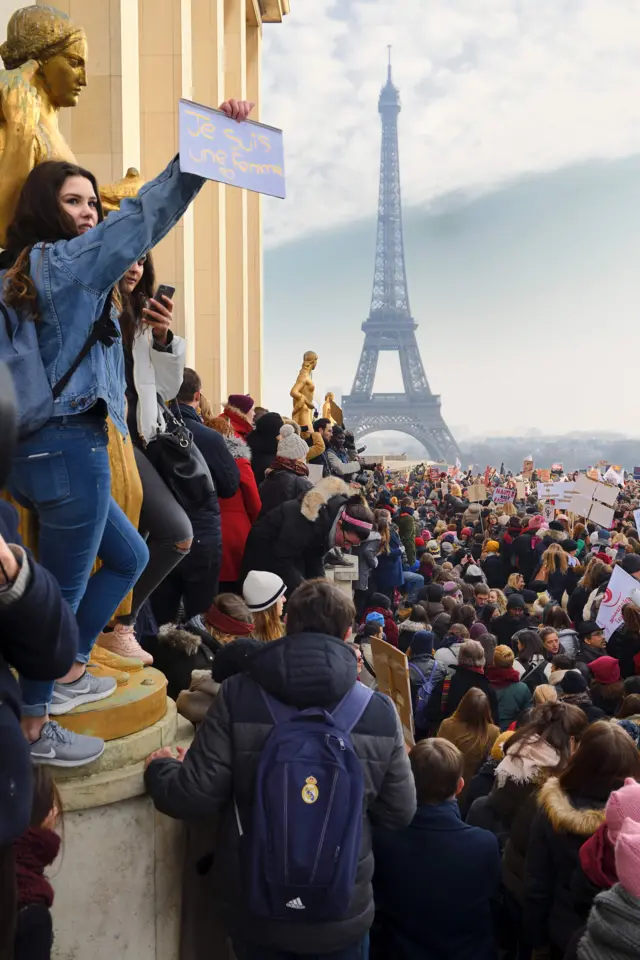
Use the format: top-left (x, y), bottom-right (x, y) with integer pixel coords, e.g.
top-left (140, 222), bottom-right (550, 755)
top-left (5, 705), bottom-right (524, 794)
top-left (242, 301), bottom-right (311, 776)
top-left (10, 416), bottom-right (149, 716)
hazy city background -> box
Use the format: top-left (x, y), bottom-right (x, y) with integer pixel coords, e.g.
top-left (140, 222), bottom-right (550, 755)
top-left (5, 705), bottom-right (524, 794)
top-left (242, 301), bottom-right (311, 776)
top-left (261, 1), bottom-right (640, 467)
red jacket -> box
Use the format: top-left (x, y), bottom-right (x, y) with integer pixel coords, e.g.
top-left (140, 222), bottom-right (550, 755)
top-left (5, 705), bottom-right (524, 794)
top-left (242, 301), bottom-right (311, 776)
top-left (224, 406), bottom-right (253, 441)
top-left (219, 434), bottom-right (261, 582)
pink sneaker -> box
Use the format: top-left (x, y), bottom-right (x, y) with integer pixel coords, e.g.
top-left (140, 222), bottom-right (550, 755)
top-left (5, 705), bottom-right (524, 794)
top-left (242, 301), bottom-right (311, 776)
top-left (97, 623), bottom-right (153, 666)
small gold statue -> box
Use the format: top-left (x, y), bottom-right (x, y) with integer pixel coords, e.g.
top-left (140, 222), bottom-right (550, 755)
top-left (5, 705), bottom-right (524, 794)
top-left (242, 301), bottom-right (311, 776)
top-left (0, 5), bottom-right (88, 245)
top-left (290, 351), bottom-right (318, 431)
top-left (322, 391), bottom-right (344, 427)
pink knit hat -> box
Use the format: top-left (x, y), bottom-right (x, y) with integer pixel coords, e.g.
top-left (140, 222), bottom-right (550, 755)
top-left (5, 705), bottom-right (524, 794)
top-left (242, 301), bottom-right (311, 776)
top-left (606, 778), bottom-right (640, 843)
top-left (528, 515), bottom-right (546, 530)
top-left (614, 817), bottom-right (640, 898)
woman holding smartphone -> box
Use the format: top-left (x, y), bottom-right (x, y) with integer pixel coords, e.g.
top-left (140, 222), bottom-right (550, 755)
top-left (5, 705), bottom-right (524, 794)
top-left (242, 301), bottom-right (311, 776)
top-left (96, 253), bottom-right (193, 664)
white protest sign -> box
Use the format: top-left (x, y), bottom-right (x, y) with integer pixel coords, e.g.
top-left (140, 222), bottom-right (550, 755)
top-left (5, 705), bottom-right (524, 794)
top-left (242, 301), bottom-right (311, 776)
top-left (589, 501), bottom-right (615, 529)
top-left (493, 486), bottom-right (516, 505)
top-left (537, 481), bottom-right (573, 501)
top-left (307, 464), bottom-right (324, 485)
top-left (467, 483), bottom-right (487, 503)
top-left (596, 565), bottom-right (640, 639)
top-left (542, 503), bottom-right (555, 523)
top-left (595, 483), bottom-right (620, 507)
top-left (574, 474), bottom-right (598, 498)
top-left (604, 466), bottom-right (624, 487)
top-left (634, 509), bottom-right (640, 534)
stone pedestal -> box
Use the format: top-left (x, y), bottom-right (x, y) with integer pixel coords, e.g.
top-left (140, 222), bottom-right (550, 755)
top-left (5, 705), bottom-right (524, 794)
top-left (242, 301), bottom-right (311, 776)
top-left (325, 555), bottom-right (359, 598)
top-left (51, 701), bottom-right (194, 960)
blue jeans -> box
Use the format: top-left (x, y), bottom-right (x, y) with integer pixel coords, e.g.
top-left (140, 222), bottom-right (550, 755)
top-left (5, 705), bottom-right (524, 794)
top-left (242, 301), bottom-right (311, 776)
top-left (10, 417), bottom-right (149, 716)
top-left (402, 570), bottom-right (424, 604)
top-left (232, 935), bottom-right (369, 960)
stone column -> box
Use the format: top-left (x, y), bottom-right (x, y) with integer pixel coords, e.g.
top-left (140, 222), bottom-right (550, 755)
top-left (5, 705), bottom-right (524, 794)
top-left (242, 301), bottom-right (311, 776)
top-left (246, 21), bottom-right (263, 402)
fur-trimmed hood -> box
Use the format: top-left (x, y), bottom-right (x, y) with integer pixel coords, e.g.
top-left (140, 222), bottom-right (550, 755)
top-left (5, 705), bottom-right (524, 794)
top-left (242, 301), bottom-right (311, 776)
top-left (541, 529), bottom-right (568, 545)
top-left (224, 434), bottom-right (252, 461)
top-left (537, 777), bottom-right (606, 836)
top-left (300, 475), bottom-right (349, 522)
top-left (158, 623), bottom-right (201, 655)
top-left (399, 620), bottom-right (427, 634)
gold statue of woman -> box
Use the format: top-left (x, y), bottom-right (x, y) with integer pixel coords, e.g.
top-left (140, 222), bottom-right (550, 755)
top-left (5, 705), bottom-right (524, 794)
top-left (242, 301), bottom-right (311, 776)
top-left (290, 351), bottom-right (318, 431)
top-left (0, 6), bottom-right (142, 628)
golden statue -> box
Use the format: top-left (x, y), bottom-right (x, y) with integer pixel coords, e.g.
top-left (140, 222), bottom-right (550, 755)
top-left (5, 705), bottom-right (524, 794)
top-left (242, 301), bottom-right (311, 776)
top-left (0, 6), bottom-right (142, 637)
top-left (322, 391), bottom-right (343, 427)
top-left (290, 350), bottom-right (318, 431)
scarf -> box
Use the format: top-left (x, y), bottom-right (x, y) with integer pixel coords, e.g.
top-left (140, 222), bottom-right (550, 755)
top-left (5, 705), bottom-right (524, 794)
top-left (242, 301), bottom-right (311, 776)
top-left (269, 456), bottom-right (309, 477)
top-left (579, 884), bottom-right (640, 959)
top-left (495, 734), bottom-right (560, 787)
top-left (13, 827), bottom-right (61, 908)
top-left (486, 665), bottom-right (522, 688)
top-left (206, 606), bottom-right (253, 637)
top-left (580, 823), bottom-right (618, 891)
top-left (562, 692), bottom-right (593, 707)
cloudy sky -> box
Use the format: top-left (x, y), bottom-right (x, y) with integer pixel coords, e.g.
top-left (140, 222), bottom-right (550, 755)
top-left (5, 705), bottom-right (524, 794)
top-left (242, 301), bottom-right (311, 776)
top-left (261, 0), bottom-right (640, 446)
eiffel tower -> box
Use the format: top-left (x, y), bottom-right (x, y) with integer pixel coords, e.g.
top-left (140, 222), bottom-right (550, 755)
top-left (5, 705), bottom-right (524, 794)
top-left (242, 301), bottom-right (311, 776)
top-left (341, 52), bottom-right (461, 462)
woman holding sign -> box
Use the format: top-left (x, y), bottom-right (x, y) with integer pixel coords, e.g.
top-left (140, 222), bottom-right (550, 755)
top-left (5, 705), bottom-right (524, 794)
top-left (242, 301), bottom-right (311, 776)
top-left (2, 89), bottom-right (253, 767)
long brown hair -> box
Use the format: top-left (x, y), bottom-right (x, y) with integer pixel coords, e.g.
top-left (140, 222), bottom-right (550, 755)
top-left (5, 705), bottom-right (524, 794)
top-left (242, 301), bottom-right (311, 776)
top-left (504, 701), bottom-right (587, 770)
top-left (3, 160), bottom-right (105, 314)
top-left (558, 720), bottom-right (640, 798)
top-left (450, 688), bottom-right (494, 754)
top-left (118, 252), bottom-right (156, 349)
top-left (253, 605), bottom-right (285, 642)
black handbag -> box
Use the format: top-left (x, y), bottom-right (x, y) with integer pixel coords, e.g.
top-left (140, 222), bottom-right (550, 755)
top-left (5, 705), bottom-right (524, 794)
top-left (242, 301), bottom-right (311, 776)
top-left (144, 401), bottom-right (214, 511)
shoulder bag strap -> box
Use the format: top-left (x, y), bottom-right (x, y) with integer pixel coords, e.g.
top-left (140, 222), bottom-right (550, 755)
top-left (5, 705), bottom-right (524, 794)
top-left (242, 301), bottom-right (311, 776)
top-left (51, 293), bottom-right (119, 400)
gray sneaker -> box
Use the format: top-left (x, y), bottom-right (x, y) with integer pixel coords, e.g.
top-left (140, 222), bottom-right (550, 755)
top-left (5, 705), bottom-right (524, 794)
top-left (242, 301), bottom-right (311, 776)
top-left (49, 670), bottom-right (117, 716)
top-left (30, 721), bottom-right (105, 767)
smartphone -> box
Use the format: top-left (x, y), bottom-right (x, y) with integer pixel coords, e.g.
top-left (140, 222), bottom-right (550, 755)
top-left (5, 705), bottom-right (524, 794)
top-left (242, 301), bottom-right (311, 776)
top-left (153, 284), bottom-right (175, 304)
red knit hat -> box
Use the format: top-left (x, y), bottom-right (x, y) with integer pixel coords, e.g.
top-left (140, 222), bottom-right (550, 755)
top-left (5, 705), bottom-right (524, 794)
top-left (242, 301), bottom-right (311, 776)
top-left (606, 778), bottom-right (640, 843)
top-left (614, 818), bottom-right (640, 898)
top-left (415, 537), bottom-right (425, 547)
top-left (588, 655), bottom-right (621, 685)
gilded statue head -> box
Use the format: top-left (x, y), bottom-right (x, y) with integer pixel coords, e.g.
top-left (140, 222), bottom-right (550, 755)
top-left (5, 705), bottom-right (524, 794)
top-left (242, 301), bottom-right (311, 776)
top-left (0, 5), bottom-right (87, 108)
top-left (325, 392), bottom-right (335, 401)
top-left (303, 351), bottom-right (318, 371)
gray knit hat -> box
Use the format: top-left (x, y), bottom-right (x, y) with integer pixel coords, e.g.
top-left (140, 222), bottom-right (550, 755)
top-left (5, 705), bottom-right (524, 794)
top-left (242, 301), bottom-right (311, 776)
top-left (277, 424), bottom-right (309, 461)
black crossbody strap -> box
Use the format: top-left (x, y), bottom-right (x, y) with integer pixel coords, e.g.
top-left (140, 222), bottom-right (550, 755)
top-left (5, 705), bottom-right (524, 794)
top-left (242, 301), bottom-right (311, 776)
top-left (52, 294), bottom-right (119, 400)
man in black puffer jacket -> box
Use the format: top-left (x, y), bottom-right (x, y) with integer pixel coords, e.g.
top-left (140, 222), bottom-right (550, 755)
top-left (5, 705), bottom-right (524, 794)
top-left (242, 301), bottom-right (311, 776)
top-left (145, 579), bottom-right (416, 957)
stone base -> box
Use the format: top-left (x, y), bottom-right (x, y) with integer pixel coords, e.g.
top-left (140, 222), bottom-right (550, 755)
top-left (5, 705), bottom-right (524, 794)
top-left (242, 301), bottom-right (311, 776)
top-left (51, 701), bottom-right (194, 960)
top-left (57, 667), bottom-right (168, 742)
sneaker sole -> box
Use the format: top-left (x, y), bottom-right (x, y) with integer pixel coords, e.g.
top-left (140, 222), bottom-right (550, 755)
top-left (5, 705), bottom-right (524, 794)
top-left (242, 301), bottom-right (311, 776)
top-left (49, 683), bottom-right (117, 716)
top-left (98, 643), bottom-right (153, 666)
top-left (31, 743), bottom-right (105, 767)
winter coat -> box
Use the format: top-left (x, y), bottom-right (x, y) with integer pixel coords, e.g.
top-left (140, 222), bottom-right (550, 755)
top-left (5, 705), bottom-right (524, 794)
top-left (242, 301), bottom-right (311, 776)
top-left (428, 665), bottom-right (500, 725)
top-left (145, 631), bottom-right (416, 954)
top-left (241, 476), bottom-right (350, 596)
top-left (217, 435), bottom-right (261, 581)
top-left (397, 510), bottom-right (417, 565)
top-left (372, 801), bottom-right (501, 960)
top-left (327, 447), bottom-right (360, 479)
top-left (363, 606), bottom-right (399, 649)
top-left (178, 404), bottom-right (240, 544)
top-left (258, 464), bottom-right (313, 516)
top-left (14, 904), bottom-right (53, 960)
top-left (398, 619), bottom-right (428, 655)
top-left (434, 639), bottom-right (464, 674)
top-left (523, 777), bottom-right (607, 952)
top-left (407, 653), bottom-right (447, 719)
top-left (482, 554), bottom-right (507, 589)
top-left (223, 405), bottom-right (253, 441)
top-left (559, 628), bottom-right (581, 660)
top-left (437, 717), bottom-right (501, 805)
top-left (511, 531), bottom-right (543, 583)
top-left (373, 529), bottom-right (404, 591)
top-left (575, 883), bottom-right (640, 960)
top-left (486, 666), bottom-right (533, 730)
top-left (0, 503), bottom-right (78, 845)
top-left (353, 532), bottom-right (381, 592)
top-left (607, 626), bottom-right (640, 679)
top-left (246, 413), bottom-right (283, 485)
top-left (568, 584), bottom-right (590, 626)
top-left (130, 326), bottom-right (186, 442)
top-left (492, 612), bottom-right (535, 649)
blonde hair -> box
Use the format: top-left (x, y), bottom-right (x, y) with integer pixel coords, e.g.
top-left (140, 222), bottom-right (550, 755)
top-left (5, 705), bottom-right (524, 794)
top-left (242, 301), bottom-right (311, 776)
top-left (198, 392), bottom-right (217, 427)
top-left (253, 606), bottom-right (285, 643)
top-left (489, 589), bottom-right (508, 615)
top-left (534, 684), bottom-right (558, 705)
top-left (538, 543), bottom-right (568, 580)
top-left (501, 502), bottom-right (518, 517)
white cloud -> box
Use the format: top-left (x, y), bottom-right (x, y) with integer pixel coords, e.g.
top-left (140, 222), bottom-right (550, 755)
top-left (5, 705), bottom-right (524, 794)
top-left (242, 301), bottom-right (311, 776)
top-left (262, 0), bottom-right (640, 247)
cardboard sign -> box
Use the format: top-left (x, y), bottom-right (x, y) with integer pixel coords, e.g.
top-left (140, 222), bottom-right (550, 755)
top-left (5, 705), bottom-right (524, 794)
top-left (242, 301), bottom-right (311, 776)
top-left (430, 466), bottom-right (440, 482)
top-left (492, 486), bottom-right (516, 505)
top-left (516, 481), bottom-right (526, 500)
top-left (179, 98), bottom-right (286, 198)
top-left (370, 637), bottom-right (414, 746)
top-left (307, 464), bottom-right (324, 486)
top-left (467, 483), bottom-right (487, 503)
top-left (596, 565), bottom-right (640, 639)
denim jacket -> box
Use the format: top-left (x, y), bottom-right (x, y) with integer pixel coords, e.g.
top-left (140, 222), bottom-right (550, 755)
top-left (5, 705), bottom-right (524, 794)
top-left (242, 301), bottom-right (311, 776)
top-left (28, 156), bottom-right (204, 435)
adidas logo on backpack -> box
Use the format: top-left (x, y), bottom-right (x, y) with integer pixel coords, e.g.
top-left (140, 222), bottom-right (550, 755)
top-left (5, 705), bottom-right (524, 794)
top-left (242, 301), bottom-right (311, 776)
top-left (286, 898), bottom-right (306, 910)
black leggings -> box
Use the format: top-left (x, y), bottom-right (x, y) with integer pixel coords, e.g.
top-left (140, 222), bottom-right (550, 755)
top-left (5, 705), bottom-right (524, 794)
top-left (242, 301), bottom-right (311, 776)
top-left (116, 446), bottom-right (193, 626)
top-left (150, 535), bottom-right (221, 625)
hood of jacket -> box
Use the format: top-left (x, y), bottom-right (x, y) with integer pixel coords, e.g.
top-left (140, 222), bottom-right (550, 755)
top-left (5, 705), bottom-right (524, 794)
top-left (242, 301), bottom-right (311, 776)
top-left (538, 777), bottom-right (606, 836)
top-left (224, 406), bottom-right (253, 439)
top-left (225, 434), bottom-right (252, 461)
top-left (399, 619), bottom-right (427, 635)
top-left (246, 631), bottom-right (357, 709)
top-left (542, 529), bottom-right (568, 545)
top-left (300, 475), bottom-right (349, 523)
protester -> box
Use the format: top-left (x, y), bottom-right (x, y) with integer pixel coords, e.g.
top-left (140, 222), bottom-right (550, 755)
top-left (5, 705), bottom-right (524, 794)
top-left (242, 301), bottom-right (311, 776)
top-left (557, 671), bottom-right (607, 724)
top-left (246, 411), bottom-right (284, 485)
top-left (486, 645), bottom-right (533, 730)
top-left (437, 688), bottom-right (501, 805)
top-left (588, 656), bottom-right (624, 716)
top-left (492, 595), bottom-right (534, 648)
top-left (372, 738), bottom-right (501, 960)
top-left (397, 604), bottom-right (429, 654)
top-left (242, 571), bottom-right (287, 643)
top-left (258, 424), bottom-right (313, 516)
top-left (371, 510), bottom-right (404, 604)
top-left (144, 579), bottom-right (416, 958)
top-left (363, 593), bottom-right (399, 648)
top-left (607, 601), bottom-right (640, 679)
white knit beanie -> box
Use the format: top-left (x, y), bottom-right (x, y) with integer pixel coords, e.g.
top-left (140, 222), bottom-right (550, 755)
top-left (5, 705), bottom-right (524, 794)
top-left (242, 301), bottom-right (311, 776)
top-left (242, 570), bottom-right (287, 612)
top-left (277, 423), bottom-right (309, 461)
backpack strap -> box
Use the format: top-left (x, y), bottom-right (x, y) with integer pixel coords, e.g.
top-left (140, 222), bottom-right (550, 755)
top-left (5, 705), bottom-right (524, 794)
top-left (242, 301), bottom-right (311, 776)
top-left (408, 662), bottom-right (427, 683)
top-left (259, 686), bottom-right (299, 725)
top-left (330, 682), bottom-right (373, 734)
top-left (52, 294), bottom-right (120, 399)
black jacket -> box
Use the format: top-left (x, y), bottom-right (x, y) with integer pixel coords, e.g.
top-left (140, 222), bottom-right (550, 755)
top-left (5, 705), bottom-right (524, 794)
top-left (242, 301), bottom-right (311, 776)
top-left (0, 503), bottom-right (78, 844)
top-left (567, 584), bottom-right (589, 626)
top-left (492, 612), bottom-right (535, 649)
top-left (607, 626), bottom-right (640, 679)
top-left (427, 666), bottom-right (499, 726)
top-left (246, 413), bottom-right (283, 486)
top-left (372, 801), bottom-right (501, 960)
top-left (240, 475), bottom-right (350, 596)
top-left (258, 465), bottom-right (313, 517)
top-left (177, 404), bottom-right (240, 542)
top-left (481, 554), bottom-right (507, 589)
top-left (145, 631), bottom-right (416, 954)
top-left (523, 778), bottom-right (607, 952)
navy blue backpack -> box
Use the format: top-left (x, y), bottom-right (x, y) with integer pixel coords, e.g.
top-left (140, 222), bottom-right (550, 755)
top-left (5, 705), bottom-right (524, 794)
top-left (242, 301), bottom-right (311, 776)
top-left (236, 680), bottom-right (373, 922)
top-left (409, 660), bottom-right (440, 732)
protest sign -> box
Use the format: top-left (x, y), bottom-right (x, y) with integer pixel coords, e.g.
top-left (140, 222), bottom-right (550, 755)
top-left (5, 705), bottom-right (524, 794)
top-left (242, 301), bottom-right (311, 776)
top-left (574, 474), bottom-right (598, 498)
top-left (179, 98), bottom-right (286, 198)
top-left (634, 467), bottom-right (640, 481)
top-left (484, 466), bottom-right (492, 486)
top-left (604, 466), bottom-right (624, 487)
top-left (430, 466), bottom-right (440, 482)
top-left (441, 482), bottom-right (449, 496)
top-left (307, 464), bottom-right (324, 485)
top-left (634, 509), bottom-right (640, 533)
top-left (370, 637), bottom-right (414, 746)
top-left (542, 503), bottom-right (555, 523)
top-left (516, 482), bottom-right (526, 500)
top-left (596, 565), bottom-right (640, 639)
top-left (492, 486), bottom-right (516, 505)
top-left (537, 481), bottom-right (571, 501)
top-left (467, 483), bottom-right (487, 503)
top-left (588, 501), bottom-right (614, 529)
top-left (595, 483), bottom-right (620, 507)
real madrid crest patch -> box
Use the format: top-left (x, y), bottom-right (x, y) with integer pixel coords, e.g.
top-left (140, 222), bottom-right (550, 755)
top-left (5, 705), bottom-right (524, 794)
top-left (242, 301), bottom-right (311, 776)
top-left (302, 775), bottom-right (319, 804)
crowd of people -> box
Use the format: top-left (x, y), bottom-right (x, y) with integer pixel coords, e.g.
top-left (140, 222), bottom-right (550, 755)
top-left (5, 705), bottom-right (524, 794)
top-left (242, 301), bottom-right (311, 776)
top-left (3, 87), bottom-right (640, 960)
